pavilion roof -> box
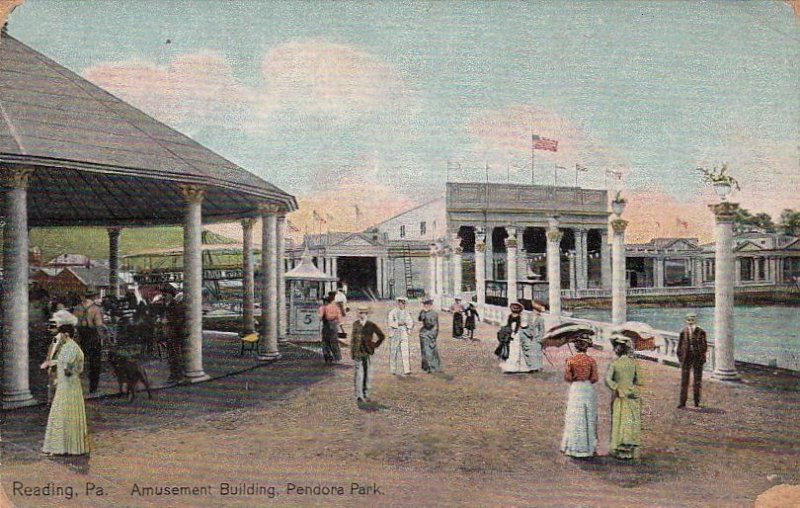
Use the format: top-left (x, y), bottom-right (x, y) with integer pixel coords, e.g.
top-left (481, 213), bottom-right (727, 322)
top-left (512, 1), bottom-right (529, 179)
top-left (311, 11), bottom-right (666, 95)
top-left (0, 33), bottom-right (297, 226)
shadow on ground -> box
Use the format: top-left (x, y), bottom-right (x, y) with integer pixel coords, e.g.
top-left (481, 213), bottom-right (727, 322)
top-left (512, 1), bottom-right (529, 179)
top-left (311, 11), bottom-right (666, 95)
top-left (572, 450), bottom-right (682, 488)
top-left (2, 344), bottom-right (334, 464)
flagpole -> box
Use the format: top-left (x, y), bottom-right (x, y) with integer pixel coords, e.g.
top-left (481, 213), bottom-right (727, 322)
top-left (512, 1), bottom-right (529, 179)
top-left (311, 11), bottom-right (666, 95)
top-left (575, 164), bottom-right (579, 187)
top-left (554, 163), bottom-right (558, 187)
top-left (531, 133), bottom-right (535, 185)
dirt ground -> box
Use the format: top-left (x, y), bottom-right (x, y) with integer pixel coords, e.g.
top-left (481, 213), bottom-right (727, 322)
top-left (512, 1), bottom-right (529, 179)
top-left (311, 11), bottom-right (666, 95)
top-left (2, 302), bottom-right (799, 507)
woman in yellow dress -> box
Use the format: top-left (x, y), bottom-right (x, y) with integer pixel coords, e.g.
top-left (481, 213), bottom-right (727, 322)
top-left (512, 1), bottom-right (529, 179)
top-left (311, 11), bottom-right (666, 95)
top-left (40, 312), bottom-right (90, 456)
top-left (605, 335), bottom-right (642, 460)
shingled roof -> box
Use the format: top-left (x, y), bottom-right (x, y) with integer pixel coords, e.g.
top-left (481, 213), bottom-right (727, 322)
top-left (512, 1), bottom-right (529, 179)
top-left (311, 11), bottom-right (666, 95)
top-left (0, 32), bottom-right (297, 226)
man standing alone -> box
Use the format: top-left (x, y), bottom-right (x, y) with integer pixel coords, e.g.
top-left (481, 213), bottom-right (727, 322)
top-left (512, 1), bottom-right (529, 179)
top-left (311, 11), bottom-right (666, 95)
top-left (677, 312), bottom-right (708, 408)
top-left (351, 306), bottom-right (385, 403)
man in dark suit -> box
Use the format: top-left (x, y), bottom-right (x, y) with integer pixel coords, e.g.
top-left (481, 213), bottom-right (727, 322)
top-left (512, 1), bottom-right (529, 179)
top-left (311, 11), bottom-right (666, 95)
top-left (351, 306), bottom-right (385, 403)
top-left (677, 312), bottom-right (708, 408)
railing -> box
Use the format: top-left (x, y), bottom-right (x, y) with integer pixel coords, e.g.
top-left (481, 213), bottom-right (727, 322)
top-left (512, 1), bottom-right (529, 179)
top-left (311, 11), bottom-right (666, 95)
top-left (485, 280), bottom-right (508, 307)
top-left (478, 303), bottom-right (716, 372)
top-left (558, 283), bottom-right (796, 299)
top-left (517, 281), bottom-right (549, 309)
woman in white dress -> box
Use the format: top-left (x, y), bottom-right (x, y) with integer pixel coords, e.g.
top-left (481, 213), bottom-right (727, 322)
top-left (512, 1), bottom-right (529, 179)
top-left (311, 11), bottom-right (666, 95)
top-left (500, 303), bottom-right (541, 373)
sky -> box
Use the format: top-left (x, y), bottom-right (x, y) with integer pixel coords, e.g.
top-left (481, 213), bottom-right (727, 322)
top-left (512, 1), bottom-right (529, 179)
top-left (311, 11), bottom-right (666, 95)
top-left (5, 0), bottom-right (799, 242)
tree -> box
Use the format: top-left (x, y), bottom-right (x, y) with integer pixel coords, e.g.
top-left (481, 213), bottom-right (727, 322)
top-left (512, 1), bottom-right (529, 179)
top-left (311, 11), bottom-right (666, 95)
top-left (733, 208), bottom-right (776, 233)
top-left (779, 209), bottom-right (800, 236)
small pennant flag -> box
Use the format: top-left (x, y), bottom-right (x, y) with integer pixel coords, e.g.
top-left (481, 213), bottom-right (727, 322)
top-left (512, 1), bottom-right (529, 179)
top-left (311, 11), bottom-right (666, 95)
top-left (555, 165), bottom-right (568, 171)
top-left (532, 134), bottom-right (559, 152)
top-left (287, 220), bottom-right (300, 233)
top-left (576, 164), bottom-right (589, 172)
top-left (605, 169), bottom-right (623, 180)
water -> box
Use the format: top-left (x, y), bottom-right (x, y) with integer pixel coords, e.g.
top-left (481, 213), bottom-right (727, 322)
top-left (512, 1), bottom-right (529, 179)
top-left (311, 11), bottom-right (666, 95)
top-left (570, 306), bottom-right (800, 371)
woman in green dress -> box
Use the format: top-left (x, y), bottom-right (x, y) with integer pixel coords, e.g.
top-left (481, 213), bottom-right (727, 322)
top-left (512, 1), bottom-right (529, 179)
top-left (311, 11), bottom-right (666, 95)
top-left (605, 335), bottom-right (642, 460)
top-left (40, 314), bottom-right (90, 456)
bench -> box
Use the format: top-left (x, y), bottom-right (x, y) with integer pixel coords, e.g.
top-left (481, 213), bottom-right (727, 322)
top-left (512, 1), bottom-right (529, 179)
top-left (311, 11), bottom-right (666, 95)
top-left (240, 333), bottom-right (260, 356)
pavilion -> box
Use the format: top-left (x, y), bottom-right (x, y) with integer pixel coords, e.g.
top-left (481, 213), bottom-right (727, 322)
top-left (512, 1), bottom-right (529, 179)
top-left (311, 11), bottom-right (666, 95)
top-left (0, 28), bottom-right (297, 408)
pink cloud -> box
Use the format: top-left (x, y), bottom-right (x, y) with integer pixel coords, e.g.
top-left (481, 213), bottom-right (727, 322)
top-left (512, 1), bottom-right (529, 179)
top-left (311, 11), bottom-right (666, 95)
top-left (84, 52), bottom-right (255, 129)
top-left (623, 189), bottom-right (716, 244)
top-left (251, 40), bottom-right (412, 128)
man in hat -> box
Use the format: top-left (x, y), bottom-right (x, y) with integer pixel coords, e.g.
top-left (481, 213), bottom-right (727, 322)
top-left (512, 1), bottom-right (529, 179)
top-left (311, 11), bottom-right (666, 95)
top-left (160, 284), bottom-right (186, 383)
top-left (387, 296), bottom-right (415, 375)
top-left (73, 290), bottom-right (106, 393)
top-left (350, 306), bottom-right (385, 403)
top-left (677, 312), bottom-right (708, 408)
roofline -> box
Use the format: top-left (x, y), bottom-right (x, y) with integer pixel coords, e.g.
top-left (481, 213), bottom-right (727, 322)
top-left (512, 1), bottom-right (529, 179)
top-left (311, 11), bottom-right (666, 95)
top-left (363, 196), bottom-right (445, 231)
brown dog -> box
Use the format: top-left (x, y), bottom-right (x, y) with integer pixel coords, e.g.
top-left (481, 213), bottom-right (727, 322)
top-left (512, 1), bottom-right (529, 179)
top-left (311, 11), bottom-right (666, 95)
top-left (108, 351), bottom-right (152, 401)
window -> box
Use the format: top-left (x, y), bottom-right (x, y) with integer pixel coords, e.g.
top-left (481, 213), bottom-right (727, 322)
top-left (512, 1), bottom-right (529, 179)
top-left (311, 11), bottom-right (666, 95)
top-left (420, 221), bottom-right (427, 236)
top-left (400, 225), bottom-right (406, 238)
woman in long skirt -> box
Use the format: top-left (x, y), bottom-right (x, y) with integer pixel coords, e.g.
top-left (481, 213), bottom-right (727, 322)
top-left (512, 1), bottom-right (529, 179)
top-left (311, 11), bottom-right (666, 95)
top-left (41, 318), bottom-right (89, 456)
top-left (418, 299), bottom-right (441, 372)
top-left (605, 335), bottom-right (642, 460)
top-left (464, 303), bottom-right (480, 341)
top-left (319, 292), bottom-right (343, 364)
top-left (450, 298), bottom-right (464, 339)
top-left (560, 335), bottom-right (599, 458)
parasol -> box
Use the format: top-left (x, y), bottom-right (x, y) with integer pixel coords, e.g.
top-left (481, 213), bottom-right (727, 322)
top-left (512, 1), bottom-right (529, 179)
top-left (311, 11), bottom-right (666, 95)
top-left (613, 322), bottom-right (659, 351)
top-left (540, 322), bottom-right (596, 366)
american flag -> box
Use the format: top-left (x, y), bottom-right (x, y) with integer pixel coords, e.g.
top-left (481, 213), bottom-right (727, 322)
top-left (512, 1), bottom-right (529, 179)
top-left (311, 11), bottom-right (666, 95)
top-left (287, 220), bottom-right (300, 233)
top-left (576, 164), bottom-right (588, 172)
top-left (676, 218), bottom-right (689, 230)
top-left (532, 134), bottom-right (558, 152)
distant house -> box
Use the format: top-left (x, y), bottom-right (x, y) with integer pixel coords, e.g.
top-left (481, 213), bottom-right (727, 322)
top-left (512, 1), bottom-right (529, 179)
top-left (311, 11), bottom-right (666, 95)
top-left (32, 266), bottom-right (111, 298)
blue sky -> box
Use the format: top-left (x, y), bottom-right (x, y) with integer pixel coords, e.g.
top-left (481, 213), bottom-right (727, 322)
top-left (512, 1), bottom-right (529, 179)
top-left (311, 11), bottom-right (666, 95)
top-left (7, 1), bottom-right (799, 236)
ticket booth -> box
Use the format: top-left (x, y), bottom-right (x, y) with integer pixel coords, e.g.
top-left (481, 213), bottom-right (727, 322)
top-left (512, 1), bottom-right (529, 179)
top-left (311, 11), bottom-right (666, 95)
top-left (285, 249), bottom-right (337, 341)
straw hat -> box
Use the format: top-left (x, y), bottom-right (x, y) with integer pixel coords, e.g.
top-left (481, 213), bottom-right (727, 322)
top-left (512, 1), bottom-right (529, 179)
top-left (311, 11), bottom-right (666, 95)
top-left (357, 306), bottom-right (371, 314)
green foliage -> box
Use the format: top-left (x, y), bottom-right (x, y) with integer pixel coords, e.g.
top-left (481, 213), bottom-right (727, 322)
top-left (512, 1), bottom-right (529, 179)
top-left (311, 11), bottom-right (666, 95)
top-left (695, 163), bottom-right (741, 190)
top-left (733, 209), bottom-right (776, 233)
top-left (780, 209), bottom-right (800, 236)
top-left (612, 190), bottom-right (626, 203)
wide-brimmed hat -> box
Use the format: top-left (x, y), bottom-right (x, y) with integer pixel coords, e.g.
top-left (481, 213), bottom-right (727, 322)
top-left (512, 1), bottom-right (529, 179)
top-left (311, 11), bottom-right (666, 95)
top-left (422, 298), bottom-right (433, 305)
top-left (610, 334), bottom-right (633, 347)
top-left (531, 302), bottom-right (546, 313)
top-left (509, 302), bottom-right (524, 312)
top-left (357, 306), bottom-right (371, 313)
top-left (396, 296), bottom-right (408, 303)
top-left (51, 309), bottom-right (78, 327)
top-left (573, 333), bottom-right (594, 346)
top-left (454, 296), bottom-right (462, 301)
top-left (685, 312), bottom-right (698, 320)
top-left (84, 289), bottom-right (100, 298)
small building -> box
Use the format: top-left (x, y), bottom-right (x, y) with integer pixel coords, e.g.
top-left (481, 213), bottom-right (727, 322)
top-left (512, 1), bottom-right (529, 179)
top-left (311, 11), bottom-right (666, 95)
top-left (32, 266), bottom-right (111, 298)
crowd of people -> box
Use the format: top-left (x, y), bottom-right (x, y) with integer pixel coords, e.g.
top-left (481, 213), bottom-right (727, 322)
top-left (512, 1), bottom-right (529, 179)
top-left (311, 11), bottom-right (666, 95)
top-left (36, 285), bottom-right (188, 457)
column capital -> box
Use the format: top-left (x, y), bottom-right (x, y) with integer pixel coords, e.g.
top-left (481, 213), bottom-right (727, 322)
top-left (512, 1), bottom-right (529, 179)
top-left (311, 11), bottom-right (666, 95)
top-left (709, 202), bottom-right (739, 223)
top-left (1, 166), bottom-right (33, 189)
top-left (179, 184), bottom-right (205, 204)
top-left (547, 216), bottom-right (560, 230)
top-left (611, 218), bottom-right (629, 234)
top-left (241, 217), bottom-right (256, 230)
top-left (505, 235), bottom-right (518, 249)
top-left (546, 230), bottom-right (563, 243)
top-left (429, 243), bottom-right (439, 256)
top-left (453, 245), bottom-right (463, 256)
top-left (258, 203), bottom-right (283, 216)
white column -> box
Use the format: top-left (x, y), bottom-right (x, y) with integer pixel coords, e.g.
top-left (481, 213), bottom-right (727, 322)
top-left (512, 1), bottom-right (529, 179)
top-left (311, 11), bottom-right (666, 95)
top-left (2, 168), bottom-right (36, 408)
top-left (546, 217), bottom-right (563, 316)
top-left (485, 226), bottom-right (494, 281)
top-left (654, 258), bottom-right (665, 288)
top-left (475, 230), bottom-right (486, 310)
top-left (506, 227), bottom-right (518, 307)
top-left (734, 258), bottom-right (742, 285)
top-left (711, 202), bottom-right (740, 381)
top-left (180, 185), bottom-right (209, 382)
top-left (451, 233), bottom-right (463, 296)
top-left (259, 204), bottom-right (281, 360)
top-left (435, 245), bottom-right (444, 307)
top-left (108, 227), bottom-right (122, 297)
top-left (691, 258), bottom-right (702, 287)
top-left (575, 228), bottom-right (588, 290)
top-left (611, 218), bottom-right (628, 326)
top-left (241, 218), bottom-right (256, 334)
top-left (428, 244), bottom-right (437, 298)
top-left (600, 229), bottom-right (611, 289)
top-left (568, 252), bottom-right (577, 292)
top-left (277, 214), bottom-right (287, 339)
top-left (331, 256), bottom-right (339, 291)
top-left (516, 228), bottom-right (526, 282)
